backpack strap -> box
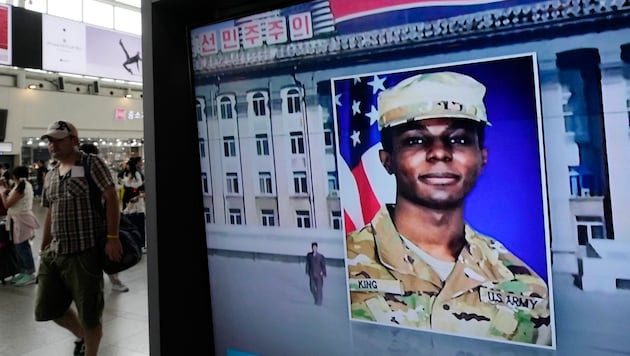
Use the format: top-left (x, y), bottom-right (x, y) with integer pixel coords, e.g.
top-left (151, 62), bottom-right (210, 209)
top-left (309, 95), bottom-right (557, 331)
top-left (82, 153), bottom-right (105, 217)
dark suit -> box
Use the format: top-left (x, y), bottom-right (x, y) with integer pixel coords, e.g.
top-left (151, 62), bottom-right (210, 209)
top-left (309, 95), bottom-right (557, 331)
top-left (306, 251), bottom-right (326, 305)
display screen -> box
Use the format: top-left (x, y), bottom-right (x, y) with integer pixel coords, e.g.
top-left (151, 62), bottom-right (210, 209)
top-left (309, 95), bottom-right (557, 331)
top-left (189, 0), bottom-right (630, 354)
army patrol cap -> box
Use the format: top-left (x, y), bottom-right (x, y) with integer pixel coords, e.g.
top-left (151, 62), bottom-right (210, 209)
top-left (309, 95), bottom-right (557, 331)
top-left (378, 71), bottom-right (491, 129)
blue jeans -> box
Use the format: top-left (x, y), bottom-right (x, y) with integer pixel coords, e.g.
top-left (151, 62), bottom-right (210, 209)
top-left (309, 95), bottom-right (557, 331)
top-left (14, 240), bottom-right (36, 274)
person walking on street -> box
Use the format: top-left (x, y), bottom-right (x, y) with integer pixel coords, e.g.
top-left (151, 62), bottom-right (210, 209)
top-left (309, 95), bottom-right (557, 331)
top-left (36, 120), bottom-right (122, 356)
top-left (306, 242), bottom-right (326, 306)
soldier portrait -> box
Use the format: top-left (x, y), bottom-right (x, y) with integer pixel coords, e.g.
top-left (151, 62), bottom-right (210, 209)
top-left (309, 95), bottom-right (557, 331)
top-left (334, 55), bottom-right (554, 347)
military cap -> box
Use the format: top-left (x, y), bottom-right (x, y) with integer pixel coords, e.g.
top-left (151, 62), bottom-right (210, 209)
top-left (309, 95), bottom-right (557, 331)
top-left (378, 71), bottom-right (491, 129)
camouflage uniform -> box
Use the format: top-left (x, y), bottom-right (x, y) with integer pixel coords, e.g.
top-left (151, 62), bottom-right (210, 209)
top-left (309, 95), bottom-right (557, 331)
top-left (347, 205), bottom-right (551, 345)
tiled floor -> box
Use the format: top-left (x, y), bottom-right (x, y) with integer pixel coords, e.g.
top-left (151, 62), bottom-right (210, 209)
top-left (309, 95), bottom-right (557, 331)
top-left (0, 200), bottom-right (149, 356)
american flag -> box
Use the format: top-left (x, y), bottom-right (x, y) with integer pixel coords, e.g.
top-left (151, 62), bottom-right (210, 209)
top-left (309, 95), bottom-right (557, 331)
top-left (333, 73), bottom-right (403, 234)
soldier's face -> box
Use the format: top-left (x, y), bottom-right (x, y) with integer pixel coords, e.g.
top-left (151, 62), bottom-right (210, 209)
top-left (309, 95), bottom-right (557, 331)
top-left (379, 118), bottom-right (487, 209)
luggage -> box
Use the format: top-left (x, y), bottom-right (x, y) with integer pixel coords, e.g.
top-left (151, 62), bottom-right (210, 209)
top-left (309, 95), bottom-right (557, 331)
top-left (0, 218), bottom-right (20, 284)
top-left (124, 212), bottom-right (145, 249)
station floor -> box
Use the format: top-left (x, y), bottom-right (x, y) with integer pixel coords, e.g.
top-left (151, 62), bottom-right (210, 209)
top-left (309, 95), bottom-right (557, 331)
top-left (0, 200), bottom-right (149, 356)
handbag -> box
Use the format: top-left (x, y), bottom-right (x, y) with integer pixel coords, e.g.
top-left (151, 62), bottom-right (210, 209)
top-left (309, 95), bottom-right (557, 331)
top-left (84, 154), bottom-right (142, 274)
top-left (99, 214), bottom-right (142, 274)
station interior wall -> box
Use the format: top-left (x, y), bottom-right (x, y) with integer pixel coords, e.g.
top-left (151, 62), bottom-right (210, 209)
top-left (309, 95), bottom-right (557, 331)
top-left (0, 80), bottom-right (143, 166)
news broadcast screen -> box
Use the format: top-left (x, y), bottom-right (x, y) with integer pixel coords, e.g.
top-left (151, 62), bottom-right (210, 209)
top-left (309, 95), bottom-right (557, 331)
top-left (189, 0), bottom-right (630, 354)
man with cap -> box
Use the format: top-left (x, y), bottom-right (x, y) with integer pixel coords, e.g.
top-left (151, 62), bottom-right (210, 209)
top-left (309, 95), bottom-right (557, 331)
top-left (35, 121), bottom-right (122, 356)
top-left (345, 72), bottom-right (551, 345)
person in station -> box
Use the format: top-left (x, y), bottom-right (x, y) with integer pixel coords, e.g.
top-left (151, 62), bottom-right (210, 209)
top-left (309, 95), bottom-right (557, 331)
top-left (0, 166), bottom-right (41, 287)
top-left (305, 242), bottom-right (326, 306)
top-left (345, 72), bottom-right (551, 345)
top-left (80, 142), bottom-right (131, 293)
top-left (35, 121), bottom-right (122, 356)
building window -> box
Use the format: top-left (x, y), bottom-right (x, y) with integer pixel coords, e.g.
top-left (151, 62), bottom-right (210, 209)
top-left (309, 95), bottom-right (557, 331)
top-left (204, 207), bottom-right (213, 223)
top-left (259, 172), bottom-right (273, 194)
top-left (569, 166), bottom-right (593, 197)
top-left (226, 172), bottom-right (239, 194)
top-left (576, 216), bottom-right (605, 246)
top-left (219, 96), bottom-right (234, 119)
top-left (290, 132), bottom-right (305, 154)
top-left (261, 209), bottom-right (275, 226)
top-left (199, 138), bottom-right (206, 158)
top-left (223, 136), bottom-right (236, 157)
top-left (331, 210), bottom-right (342, 230)
top-left (201, 172), bottom-right (209, 193)
top-left (256, 134), bottom-right (270, 156)
top-left (252, 92), bottom-right (266, 117)
top-left (327, 172), bottom-right (338, 192)
top-left (229, 208), bottom-right (242, 225)
top-left (296, 210), bottom-right (311, 228)
top-left (196, 100), bottom-right (204, 122)
top-left (286, 88), bottom-right (301, 114)
top-left (324, 129), bottom-right (334, 149)
top-left (293, 171), bottom-right (308, 194)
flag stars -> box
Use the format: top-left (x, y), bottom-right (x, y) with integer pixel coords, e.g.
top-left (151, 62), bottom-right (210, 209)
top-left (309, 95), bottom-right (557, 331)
top-left (350, 130), bottom-right (361, 147)
top-left (368, 75), bottom-right (386, 95)
top-left (366, 105), bottom-right (379, 126)
top-left (353, 77), bottom-right (362, 84)
top-left (352, 100), bottom-right (361, 115)
top-left (334, 93), bottom-right (342, 107)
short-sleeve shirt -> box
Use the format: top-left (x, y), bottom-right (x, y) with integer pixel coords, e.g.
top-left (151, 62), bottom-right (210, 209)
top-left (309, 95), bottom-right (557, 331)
top-left (42, 152), bottom-right (114, 254)
top-left (346, 205), bottom-right (551, 345)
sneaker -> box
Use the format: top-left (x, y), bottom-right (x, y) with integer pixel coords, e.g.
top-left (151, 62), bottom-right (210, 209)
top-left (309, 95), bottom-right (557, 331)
top-left (14, 274), bottom-right (37, 287)
top-left (111, 280), bottom-right (130, 292)
top-left (73, 339), bottom-right (85, 356)
top-left (5, 273), bottom-right (22, 284)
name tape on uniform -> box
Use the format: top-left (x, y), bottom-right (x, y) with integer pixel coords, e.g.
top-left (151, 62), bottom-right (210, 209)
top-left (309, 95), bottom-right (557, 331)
top-left (479, 286), bottom-right (545, 310)
top-left (349, 278), bottom-right (404, 294)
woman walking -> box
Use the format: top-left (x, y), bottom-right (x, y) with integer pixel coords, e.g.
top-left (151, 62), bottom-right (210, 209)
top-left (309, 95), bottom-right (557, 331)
top-left (0, 166), bottom-right (40, 286)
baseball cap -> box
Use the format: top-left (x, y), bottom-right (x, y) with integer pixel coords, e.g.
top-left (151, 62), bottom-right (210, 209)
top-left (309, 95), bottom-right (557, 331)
top-left (40, 121), bottom-right (79, 140)
top-left (378, 71), bottom-right (491, 129)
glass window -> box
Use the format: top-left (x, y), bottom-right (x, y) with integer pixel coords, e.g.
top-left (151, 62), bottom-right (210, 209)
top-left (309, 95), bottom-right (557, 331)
top-left (252, 92), bottom-right (266, 117)
top-left (199, 138), bottom-right (206, 158)
top-left (229, 208), bottom-right (242, 225)
top-left (220, 97), bottom-right (234, 119)
top-left (290, 132), bottom-right (304, 154)
top-left (324, 129), bottom-right (334, 148)
top-left (293, 171), bottom-right (307, 194)
top-left (331, 210), bottom-right (342, 230)
top-left (114, 6), bottom-right (141, 35)
top-left (286, 88), bottom-right (301, 113)
top-left (201, 172), bottom-right (208, 194)
top-left (84, 0), bottom-right (114, 28)
top-left (256, 134), bottom-right (269, 156)
top-left (327, 172), bottom-right (338, 192)
top-left (226, 172), bottom-right (239, 194)
top-left (259, 172), bottom-right (273, 194)
top-left (223, 136), bottom-right (236, 157)
top-left (576, 216), bottom-right (605, 245)
top-left (296, 210), bottom-right (311, 228)
top-left (261, 209), bottom-right (275, 226)
top-left (204, 207), bottom-right (213, 223)
top-left (196, 101), bottom-right (203, 122)
top-left (48, 0), bottom-right (82, 21)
